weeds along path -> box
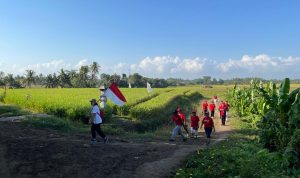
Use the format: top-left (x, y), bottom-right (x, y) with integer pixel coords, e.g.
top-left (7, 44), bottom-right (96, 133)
top-left (133, 100), bottom-right (231, 178)
top-left (0, 102), bottom-right (231, 178)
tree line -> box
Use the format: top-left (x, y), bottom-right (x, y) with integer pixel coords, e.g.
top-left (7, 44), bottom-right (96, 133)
top-left (1, 62), bottom-right (300, 89)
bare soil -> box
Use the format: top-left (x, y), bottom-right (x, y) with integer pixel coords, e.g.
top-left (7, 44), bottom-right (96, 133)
top-left (0, 116), bottom-right (231, 178)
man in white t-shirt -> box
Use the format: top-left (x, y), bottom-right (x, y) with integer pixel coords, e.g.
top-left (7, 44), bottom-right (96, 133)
top-left (89, 99), bottom-right (108, 143)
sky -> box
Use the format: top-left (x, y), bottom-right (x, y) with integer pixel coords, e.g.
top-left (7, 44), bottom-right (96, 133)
top-left (0, 0), bottom-right (300, 79)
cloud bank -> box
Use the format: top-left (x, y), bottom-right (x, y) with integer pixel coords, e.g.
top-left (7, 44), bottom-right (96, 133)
top-left (0, 54), bottom-right (299, 79)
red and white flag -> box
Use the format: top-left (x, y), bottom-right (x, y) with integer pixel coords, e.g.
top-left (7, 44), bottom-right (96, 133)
top-left (104, 83), bottom-right (127, 106)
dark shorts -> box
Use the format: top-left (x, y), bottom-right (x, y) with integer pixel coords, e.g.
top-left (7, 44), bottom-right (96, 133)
top-left (204, 127), bottom-right (212, 138)
top-left (192, 127), bottom-right (199, 130)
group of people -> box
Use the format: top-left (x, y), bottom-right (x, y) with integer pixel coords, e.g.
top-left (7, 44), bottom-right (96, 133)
top-left (88, 91), bottom-right (230, 145)
top-left (169, 96), bottom-right (230, 145)
top-left (202, 98), bottom-right (230, 125)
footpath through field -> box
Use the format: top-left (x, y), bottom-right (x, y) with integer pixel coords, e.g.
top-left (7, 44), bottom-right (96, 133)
top-left (0, 101), bottom-right (231, 178)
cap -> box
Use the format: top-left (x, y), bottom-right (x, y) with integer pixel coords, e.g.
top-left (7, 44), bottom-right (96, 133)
top-left (99, 85), bottom-right (105, 90)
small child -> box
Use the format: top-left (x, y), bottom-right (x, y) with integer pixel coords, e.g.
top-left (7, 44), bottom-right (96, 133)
top-left (209, 100), bottom-right (216, 118)
top-left (200, 112), bottom-right (215, 145)
top-left (190, 111), bottom-right (200, 138)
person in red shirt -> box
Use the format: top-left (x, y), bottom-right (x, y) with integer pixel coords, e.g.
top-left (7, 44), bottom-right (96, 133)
top-left (219, 101), bottom-right (226, 125)
top-left (169, 110), bottom-right (187, 142)
top-left (200, 112), bottom-right (215, 145)
top-left (202, 100), bottom-right (208, 115)
top-left (209, 100), bottom-right (216, 118)
top-left (190, 111), bottom-right (200, 138)
top-left (225, 101), bottom-right (230, 122)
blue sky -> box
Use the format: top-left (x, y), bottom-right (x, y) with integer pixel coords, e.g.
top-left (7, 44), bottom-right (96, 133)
top-left (0, 0), bottom-right (300, 79)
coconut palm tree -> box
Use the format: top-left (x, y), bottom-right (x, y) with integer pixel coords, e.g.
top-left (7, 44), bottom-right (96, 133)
top-left (90, 61), bottom-right (100, 80)
top-left (44, 74), bottom-right (54, 88)
top-left (58, 69), bottom-right (72, 88)
top-left (23, 70), bottom-right (36, 88)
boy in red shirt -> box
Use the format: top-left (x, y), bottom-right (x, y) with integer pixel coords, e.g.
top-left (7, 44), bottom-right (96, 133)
top-left (202, 100), bottom-right (208, 115)
top-left (169, 110), bottom-right (187, 142)
top-left (219, 101), bottom-right (226, 125)
top-left (190, 111), bottom-right (200, 138)
top-left (200, 112), bottom-right (215, 145)
top-left (209, 100), bottom-right (216, 118)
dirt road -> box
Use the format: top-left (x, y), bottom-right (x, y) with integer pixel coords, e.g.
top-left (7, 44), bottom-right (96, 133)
top-left (0, 115), bottom-right (231, 178)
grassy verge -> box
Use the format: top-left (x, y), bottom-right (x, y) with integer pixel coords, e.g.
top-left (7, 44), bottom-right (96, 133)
top-left (0, 103), bottom-right (30, 117)
top-left (174, 115), bottom-right (300, 178)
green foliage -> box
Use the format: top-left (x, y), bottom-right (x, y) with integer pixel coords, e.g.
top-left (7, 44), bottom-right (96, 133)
top-left (129, 88), bottom-right (202, 132)
top-left (0, 103), bottom-right (30, 117)
top-left (227, 78), bottom-right (300, 168)
top-left (174, 120), bottom-right (300, 178)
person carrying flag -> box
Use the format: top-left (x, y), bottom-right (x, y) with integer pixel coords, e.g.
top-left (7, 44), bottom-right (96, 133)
top-left (190, 111), bottom-right (200, 138)
top-left (89, 99), bottom-right (108, 144)
top-left (202, 100), bottom-right (208, 115)
top-left (209, 100), bottom-right (216, 118)
top-left (169, 110), bottom-right (187, 142)
top-left (213, 95), bottom-right (218, 106)
top-left (200, 112), bottom-right (215, 145)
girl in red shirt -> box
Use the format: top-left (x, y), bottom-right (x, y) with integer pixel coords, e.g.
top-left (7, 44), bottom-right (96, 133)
top-left (202, 100), bottom-right (208, 115)
top-left (190, 111), bottom-right (200, 138)
top-left (209, 100), bottom-right (216, 118)
top-left (200, 112), bottom-right (215, 145)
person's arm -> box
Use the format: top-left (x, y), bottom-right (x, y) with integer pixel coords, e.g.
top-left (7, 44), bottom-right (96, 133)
top-left (90, 107), bottom-right (97, 124)
top-left (212, 120), bottom-right (216, 132)
top-left (200, 119), bottom-right (204, 129)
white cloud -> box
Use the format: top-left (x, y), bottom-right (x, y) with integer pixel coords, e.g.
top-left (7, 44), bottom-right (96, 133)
top-left (74, 59), bottom-right (88, 69)
top-left (1, 54), bottom-right (299, 79)
top-left (217, 54), bottom-right (300, 79)
top-left (101, 56), bottom-right (211, 79)
top-left (0, 59), bottom-right (91, 76)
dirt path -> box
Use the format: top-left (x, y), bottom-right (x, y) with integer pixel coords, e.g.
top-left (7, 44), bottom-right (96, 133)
top-left (0, 103), bottom-right (231, 178)
top-left (0, 117), bottom-right (231, 178)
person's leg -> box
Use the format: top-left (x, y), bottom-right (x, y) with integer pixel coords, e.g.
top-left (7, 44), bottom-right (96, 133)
top-left (190, 127), bottom-right (194, 136)
top-left (95, 124), bottom-right (106, 139)
top-left (170, 126), bottom-right (180, 140)
top-left (178, 126), bottom-right (186, 141)
top-left (204, 127), bottom-right (212, 145)
top-left (91, 124), bottom-right (96, 140)
top-left (222, 115), bottom-right (226, 125)
top-left (194, 127), bottom-right (198, 138)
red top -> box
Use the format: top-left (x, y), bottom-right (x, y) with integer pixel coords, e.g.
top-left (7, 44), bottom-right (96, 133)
top-left (202, 116), bottom-right (214, 128)
top-left (209, 103), bottom-right (215, 111)
top-left (219, 103), bottom-right (225, 116)
top-left (178, 113), bottom-right (186, 124)
top-left (190, 116), bottom-right (200, 127)
top-left (172, 115), bottom-right (183, 126)
top-left (202, 102), bottom-right (208, 110)
top-left (213, 96), bottom-right (217, 99)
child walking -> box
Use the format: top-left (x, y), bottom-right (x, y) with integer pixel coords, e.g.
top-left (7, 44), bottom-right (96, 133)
top-left (190, 111), bottom-right (200, 138)
top-left (169, 110), bottom-right (187, 142)
top-left (200, 112), bottom-right (215, 145)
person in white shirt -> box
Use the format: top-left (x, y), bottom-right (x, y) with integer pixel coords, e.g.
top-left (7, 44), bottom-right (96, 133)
top-left (89, 99), bottom-right (108, 143)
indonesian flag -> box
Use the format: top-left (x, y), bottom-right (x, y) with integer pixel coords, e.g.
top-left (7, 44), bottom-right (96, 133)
top-left (104, 83), bottom-right (127, 106)
top-left (147, 82), bottom-right (153, 93)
